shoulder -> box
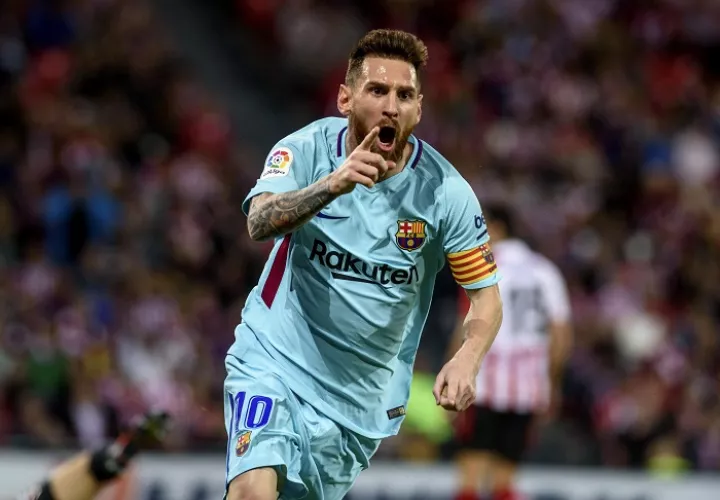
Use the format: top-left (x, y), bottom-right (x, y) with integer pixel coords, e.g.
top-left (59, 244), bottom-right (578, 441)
top-left (531, 252), bottom-right (565, 285)
top-left (413, 139), bottom-right (474, 200)
top-left (529, 251), bottom-right (570, 312)
top-left (274, 117), bottom-right (347, 157)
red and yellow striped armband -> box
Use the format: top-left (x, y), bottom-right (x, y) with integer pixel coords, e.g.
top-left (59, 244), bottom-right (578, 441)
top-left (447, 243), bottom-right (498, 286)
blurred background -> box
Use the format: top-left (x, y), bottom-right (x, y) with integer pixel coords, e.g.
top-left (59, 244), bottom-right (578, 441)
top-left (0, 0), bottom-right (719, 498)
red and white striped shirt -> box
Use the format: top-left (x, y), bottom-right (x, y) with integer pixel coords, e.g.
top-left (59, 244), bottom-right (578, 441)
top-left (458, 239), bottom-right (571, 413)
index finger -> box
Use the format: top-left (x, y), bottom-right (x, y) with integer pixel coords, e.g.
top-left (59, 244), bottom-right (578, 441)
top-left (358, 127), bottom-right (380, 151)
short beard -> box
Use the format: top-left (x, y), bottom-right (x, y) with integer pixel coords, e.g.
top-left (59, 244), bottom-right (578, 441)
top-left (349, 114), bottom-right (411, 163)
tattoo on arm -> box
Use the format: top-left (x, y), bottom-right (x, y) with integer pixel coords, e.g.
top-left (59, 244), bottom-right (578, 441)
top-left (247, 178), bottom-right (338, 241)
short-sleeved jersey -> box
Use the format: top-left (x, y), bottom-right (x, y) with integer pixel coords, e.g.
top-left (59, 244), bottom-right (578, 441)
top-left (232, 117), bottom-right (500, 438)
top-left (458, 239), bottom-right (570, 412)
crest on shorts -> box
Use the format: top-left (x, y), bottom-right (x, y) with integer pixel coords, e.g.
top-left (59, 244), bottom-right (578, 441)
top-left (395, 220), bottom-right (426, 251)
top-left (479, 243), bottom-right (495, 264)
top-left (235, 430), bottom-right (252, 457)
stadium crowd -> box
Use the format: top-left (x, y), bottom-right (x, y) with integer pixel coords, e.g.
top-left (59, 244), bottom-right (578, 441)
top-left (0, 0), bottom-right (243, 452)
top-left (0, 0), bottom-right (719, 475)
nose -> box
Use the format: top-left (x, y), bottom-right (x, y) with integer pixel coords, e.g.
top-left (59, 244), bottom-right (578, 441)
top-left (383, 94), bottom-right (399, 119)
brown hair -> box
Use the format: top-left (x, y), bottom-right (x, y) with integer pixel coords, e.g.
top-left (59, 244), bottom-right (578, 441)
top-left (345, 29), bottom-right (428, 88)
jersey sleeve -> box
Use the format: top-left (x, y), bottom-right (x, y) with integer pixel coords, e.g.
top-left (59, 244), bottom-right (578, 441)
top-left (242, 141), bottom-right (312, 215)
top-left (538, 259), bottom-right (571, 322)
top-left (442, 177), bottom-right (500, 289)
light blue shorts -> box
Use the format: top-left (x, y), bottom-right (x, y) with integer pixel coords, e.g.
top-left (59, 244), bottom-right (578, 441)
top-left (223, 326), bottom-right (380, 500)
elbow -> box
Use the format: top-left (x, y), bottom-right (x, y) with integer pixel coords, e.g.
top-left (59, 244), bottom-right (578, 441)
top-left (492, 291), bottom-right (504, 329)
top-left (246, 193), bottom-right (275, 242)
top-left (495, 301), bottom-right (504, 329)
top-left (247, 219), bottom-right (270, 242)
top-left (249, 232), bottom-right (266, 243)
top-left (491, 286), bottom-right (503, 316)
top-left (248, 225), bottom-right (270, 243)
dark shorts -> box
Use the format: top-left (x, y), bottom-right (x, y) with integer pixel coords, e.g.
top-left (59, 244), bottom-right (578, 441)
top-left (454, 405), bottom-right (534, 463)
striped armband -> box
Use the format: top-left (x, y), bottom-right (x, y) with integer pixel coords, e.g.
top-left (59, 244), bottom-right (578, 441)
top-left (447, 243), bottom-right (498, 286)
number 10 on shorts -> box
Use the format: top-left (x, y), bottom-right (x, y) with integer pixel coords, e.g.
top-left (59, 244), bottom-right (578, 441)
top-left (232, 392), bottom-right (274, 433)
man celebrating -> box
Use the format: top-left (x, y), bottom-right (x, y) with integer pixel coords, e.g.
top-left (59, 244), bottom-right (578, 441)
top-left (224, 29), bottom-right (504, 500)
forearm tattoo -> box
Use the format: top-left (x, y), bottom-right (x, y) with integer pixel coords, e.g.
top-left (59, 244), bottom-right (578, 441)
top-left (247, 179), bottom-right (338, 241)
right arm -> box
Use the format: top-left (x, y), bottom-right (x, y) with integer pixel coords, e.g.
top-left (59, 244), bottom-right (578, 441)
top-left (247, 178), bottom-right (339, 241)
top-left (548, 320), bottom-right (572, 390)
top-left (246, 127), bottom-right (390, 241)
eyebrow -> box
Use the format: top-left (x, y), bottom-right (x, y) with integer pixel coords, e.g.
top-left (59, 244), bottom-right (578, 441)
top-left (366, 80), bottom-right (417, 93)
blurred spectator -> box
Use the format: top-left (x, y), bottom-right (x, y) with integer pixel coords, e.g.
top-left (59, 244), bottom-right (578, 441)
top-left (0, 0), bottom-right (245, 451)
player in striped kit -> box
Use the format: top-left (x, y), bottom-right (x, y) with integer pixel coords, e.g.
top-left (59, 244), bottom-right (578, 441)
top-left (450, 206), bottom-right (573, 500)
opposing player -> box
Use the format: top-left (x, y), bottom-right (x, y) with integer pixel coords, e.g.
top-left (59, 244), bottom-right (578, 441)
top-left (18, 412), bottom-right (168, 500)
top-left (450, 206), bottom-right (573, 500)
top-left (224, 29), bottom-right (503, 500)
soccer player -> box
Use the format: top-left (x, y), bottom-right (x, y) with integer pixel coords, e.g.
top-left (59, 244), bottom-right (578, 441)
top-left (450, 206), bottom-right (573, 500)
top-left (18, 412), bottom-right (168, 500)
top-left (224, 29), bottom-right (504, 500)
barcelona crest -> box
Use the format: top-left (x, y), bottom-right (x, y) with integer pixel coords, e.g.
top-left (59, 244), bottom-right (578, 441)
top-left (236, 430), bottom-right (252, 457)
top-left (396, 220), bottom-right (427, 251)
top-left (479, 243), bottom-right (495, 264)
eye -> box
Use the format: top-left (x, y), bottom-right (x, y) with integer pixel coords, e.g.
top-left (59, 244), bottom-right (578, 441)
top-left (399, 91), bottom-right (412, 100)
top-left (370, 86), bottom-right (384, 96)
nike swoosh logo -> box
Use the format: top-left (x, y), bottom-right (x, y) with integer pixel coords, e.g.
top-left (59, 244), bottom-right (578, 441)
top-left (316, 212), bottom-right (349, 220)
top-left (331, 272), bottom-right (390, 288)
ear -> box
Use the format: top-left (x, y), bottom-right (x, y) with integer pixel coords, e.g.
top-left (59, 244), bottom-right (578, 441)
top-left (416, 93), bottom-right (423, 126)
top-left (337, 84), bottom-right (352, 117)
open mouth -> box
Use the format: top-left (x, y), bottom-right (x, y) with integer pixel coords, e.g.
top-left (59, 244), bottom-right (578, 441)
top-left (377, 126), bottom-right (396, 152)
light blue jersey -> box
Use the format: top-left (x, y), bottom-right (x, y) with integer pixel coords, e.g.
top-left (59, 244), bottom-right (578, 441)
top-left (230, 117), bottom-right (500, 439)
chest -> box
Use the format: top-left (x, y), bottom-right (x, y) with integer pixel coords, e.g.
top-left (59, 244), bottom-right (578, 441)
top-left (299, 187), bottom-right (442, 270)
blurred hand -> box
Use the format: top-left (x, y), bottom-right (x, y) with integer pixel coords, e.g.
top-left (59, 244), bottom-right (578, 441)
top-left (432, 356), bottom-right (478, 412)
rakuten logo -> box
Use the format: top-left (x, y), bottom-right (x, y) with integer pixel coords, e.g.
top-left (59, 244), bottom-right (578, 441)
top-left (309, 239), bottom-right (419, 286)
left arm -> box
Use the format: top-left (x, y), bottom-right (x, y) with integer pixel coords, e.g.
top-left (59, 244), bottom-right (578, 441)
top-left (452, 285), bottom-right (503, 370)
top-left (434, 175), bottom-right (502, 411)
top-left (548, 321), bottom-right (572, 389)
top-left (434, 285), bottom-right (503, 411)
top-left (540, 261), bottom-right (573, 415)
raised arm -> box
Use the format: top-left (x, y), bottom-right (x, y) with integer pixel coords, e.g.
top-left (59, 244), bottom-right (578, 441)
top-left (247, 180), bottom-right (337, 241)
top-left (247, 126), bottom-right (392, 241)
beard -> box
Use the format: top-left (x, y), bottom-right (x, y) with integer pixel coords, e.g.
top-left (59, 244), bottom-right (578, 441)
top-left (349, 113), bottom-right (412, 163)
